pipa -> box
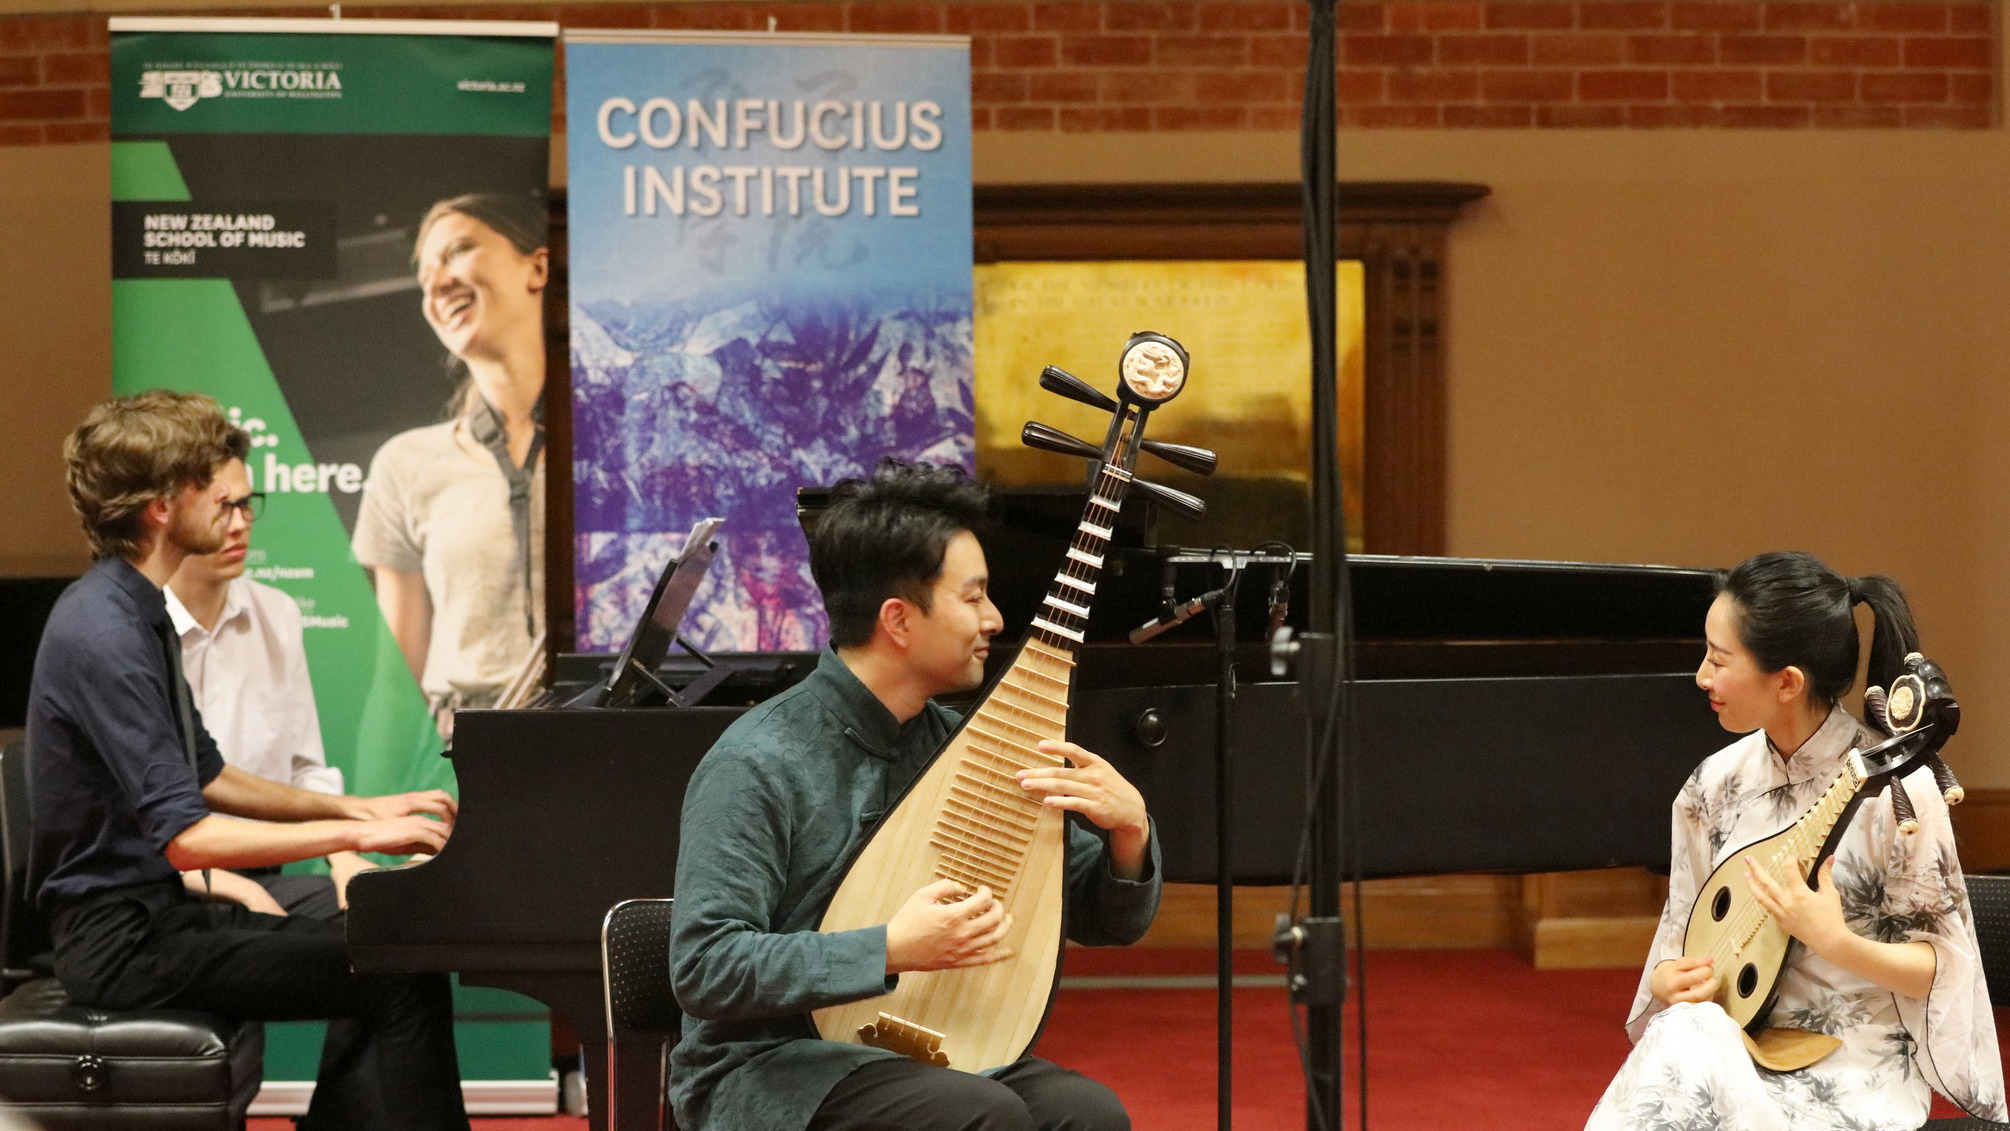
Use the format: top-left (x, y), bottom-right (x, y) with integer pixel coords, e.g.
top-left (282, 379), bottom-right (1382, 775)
top-left (811, 332), bottom-right (1217, 1072)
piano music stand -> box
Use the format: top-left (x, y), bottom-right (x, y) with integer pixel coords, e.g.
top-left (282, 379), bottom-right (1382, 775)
top-left (579, 518), bottom-right (728, 710)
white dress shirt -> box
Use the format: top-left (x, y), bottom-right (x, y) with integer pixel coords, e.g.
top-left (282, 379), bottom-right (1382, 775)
top-left (165, 577), bottom-right (344, 795)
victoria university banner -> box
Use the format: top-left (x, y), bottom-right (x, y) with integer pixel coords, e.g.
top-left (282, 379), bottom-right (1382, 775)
top-left (566, 29), bottom-right (975, 653)
top-left (110, 16), bottom-right (559, 1102)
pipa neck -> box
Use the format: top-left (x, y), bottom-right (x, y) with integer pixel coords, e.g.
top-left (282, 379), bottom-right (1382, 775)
top-left (1027, 463), bottom-right (1132, 655)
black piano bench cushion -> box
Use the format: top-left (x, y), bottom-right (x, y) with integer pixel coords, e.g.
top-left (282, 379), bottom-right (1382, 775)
top-left (0, 977), bottom-right (263, 1130)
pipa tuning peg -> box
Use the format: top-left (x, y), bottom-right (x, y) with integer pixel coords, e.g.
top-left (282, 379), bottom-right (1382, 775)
top-left (1130, 477), bottom-right (1206, 521)
top-left (1140, 438), bottom-right (1217, 477)
top-left (1021, 421), bottom-right (1102, 461)
top-left (1040, 365), bottom-right (1119, 413)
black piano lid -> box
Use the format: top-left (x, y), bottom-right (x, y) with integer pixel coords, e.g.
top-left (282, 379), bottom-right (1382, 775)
top-left (803, 483), bottom-right (1716, 645)
top-left (1339, 554), bottom-right (1717, 643)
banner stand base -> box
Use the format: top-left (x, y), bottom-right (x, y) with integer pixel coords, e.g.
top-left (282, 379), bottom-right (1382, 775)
top-left (249, 1075), bottom-right (559, 1116)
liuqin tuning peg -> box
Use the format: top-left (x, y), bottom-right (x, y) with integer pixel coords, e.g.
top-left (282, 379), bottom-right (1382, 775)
top-left (1140, 438), bottom-right (1217, 477)
top-left (1888, 775), bottom-right (1920, 836)
top-left (1865, 685), bottom-right (1890, 732)
top-left (1021, 421), bottom-right (1101, 461)
top-left (1040, 365), bottom-right (1119, 413)
top-left (1929, 753), bottom-right (1965, 806)
top-left (1129, 477), bottom-right (1206, 521)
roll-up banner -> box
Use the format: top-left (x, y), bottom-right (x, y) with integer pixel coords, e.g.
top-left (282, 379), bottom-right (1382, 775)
top-left (110, 17), bottom-right (554, 789)
top-left (110, 16), bottom-right (558, 1103)
top-left (566, 30), bottom-right (974, 653)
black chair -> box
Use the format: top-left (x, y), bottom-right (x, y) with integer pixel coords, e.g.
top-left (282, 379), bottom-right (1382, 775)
top-left (602, 897), bottom-right (681, 1131)
top-left (0, 740), bottom-right (263, 1129)
top-left (0, 739), bottom-right (51, 990)
top-left (1919, 873), bottom-right (2010, 1131)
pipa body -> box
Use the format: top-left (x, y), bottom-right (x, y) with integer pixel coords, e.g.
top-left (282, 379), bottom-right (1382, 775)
top-left (811, 635), bottom-right (1080, 1071)
top-left (811, 465), bottom-right (1136, 1071)
top-left (813, 334), bottom-right (1200, 1073)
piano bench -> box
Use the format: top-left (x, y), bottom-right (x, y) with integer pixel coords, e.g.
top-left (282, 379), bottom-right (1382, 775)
top-left (0, 977), bottom-right (263, 1130)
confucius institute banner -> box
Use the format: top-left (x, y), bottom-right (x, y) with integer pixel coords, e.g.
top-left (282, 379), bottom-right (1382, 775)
top-left (110, 18), bottom-right (554, 800)
top-left (566, 29), bottom-right (975, 654)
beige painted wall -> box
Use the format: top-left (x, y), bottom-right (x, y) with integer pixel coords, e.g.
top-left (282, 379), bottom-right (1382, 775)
top-left (0, 143), bottom-right (108, 578)
top-left (981, 121), bottom-right (2010, 787)
top-left (8, 39), bottom-right (2010, 781)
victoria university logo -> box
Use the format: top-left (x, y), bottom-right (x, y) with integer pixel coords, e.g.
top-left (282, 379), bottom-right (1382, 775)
top-left (139, 63), bottom-right (344, 111)
top-left (139, 70), bottom-right (222, 111)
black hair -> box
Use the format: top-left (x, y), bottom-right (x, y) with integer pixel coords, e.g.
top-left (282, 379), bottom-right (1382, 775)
top-left (416, 191), bottom-right (548, 261)
top-left (1716, 550), bottom-right (1920, 707)
top-left (810, 459), bottom-right (991, 649)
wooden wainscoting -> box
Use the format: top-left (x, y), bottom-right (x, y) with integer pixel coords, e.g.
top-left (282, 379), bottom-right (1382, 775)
top-left (1135, 789), bottom-right (2010, 968)
top-left (1515, 869), bottom-right (1666, 970)
top-left (1136, 868), bottom-right (1665, 969)
top-left (1136, 875), bottom-right (1521, 951)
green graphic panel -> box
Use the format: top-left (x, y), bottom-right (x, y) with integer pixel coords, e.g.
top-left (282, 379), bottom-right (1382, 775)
top-left (112, 31), bottom-right (553, 137)
top-left (265, 979), bottom-right (551, 1086)
top-left (111, 275), bottom-right (449, 797)
top-left (110, 140), bottom-right (190, 200)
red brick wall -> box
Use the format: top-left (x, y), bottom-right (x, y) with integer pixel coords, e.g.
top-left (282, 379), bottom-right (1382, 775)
top-left (0, 0), bottom-right (1994, 145)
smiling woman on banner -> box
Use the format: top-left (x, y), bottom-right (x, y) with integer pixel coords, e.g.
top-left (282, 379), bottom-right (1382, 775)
top-left (352, 192), bottom-right (549, 742)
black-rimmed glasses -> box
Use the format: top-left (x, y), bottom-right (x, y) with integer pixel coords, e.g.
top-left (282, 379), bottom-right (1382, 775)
top-left (224, 493), bottom-right (266, 522)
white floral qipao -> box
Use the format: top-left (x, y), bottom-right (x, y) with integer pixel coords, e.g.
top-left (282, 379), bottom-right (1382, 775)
top-left (1589, 706), bottom-right (2005, 1131)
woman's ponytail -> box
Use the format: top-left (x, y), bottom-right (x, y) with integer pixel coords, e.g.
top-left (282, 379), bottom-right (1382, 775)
top-left (1850, 573), bottom-right (1920, 697)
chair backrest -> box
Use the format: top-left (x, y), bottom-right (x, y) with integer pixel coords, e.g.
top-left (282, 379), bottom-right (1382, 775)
top-left (0, 741), bottom-right (46, 986)
top-left (602, 898), bottom-right (681, 1041)
top-left (1966, 874), bottom-right (2010, 1006)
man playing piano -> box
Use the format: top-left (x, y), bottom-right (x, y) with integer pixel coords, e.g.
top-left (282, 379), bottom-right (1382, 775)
top-left (670, 460), bottom-right (1163, 1131)
top-left (165, 451), bottom-right (371, 919)
top-left (28, 391), bottom-right (470, 1131)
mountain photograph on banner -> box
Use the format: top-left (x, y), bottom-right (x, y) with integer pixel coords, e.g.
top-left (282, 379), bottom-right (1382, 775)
top-left (566, 30), bottom-right (974, 653)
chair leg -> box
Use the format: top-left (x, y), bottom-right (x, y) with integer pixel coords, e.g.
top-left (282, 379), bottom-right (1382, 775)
top-left (606, 1039), bottom-right (620, 1131)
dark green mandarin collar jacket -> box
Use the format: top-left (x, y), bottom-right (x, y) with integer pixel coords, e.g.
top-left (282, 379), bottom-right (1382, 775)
top-left (668, 647), bottom-right (1163, 1131)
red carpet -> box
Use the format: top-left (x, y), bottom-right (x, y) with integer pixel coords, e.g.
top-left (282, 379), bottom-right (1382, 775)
top-left (247, 948), bottom-right (1997, 1130)
top-left (1042, 947), bottom-right (1641, 1131)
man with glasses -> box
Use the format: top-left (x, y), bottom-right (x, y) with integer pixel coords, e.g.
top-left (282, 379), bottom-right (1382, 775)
top-left (30, 392), bottom-right (471, 1130)
top-left (167, 455), bottom-right (370, 918)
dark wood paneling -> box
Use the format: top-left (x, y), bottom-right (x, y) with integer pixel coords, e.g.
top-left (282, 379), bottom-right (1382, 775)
top-left (1955, 788), bottom-right (2010, 873)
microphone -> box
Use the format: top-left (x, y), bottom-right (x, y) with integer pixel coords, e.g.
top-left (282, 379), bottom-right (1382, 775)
top-left (1266, 570), bottom-right (1291, 639)
top-left (1129, 587), bottom-right (1227, 644)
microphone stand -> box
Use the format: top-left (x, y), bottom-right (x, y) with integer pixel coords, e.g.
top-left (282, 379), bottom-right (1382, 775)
top-left (1142, 547), bottom-right (1305, 1131)
top-left (1293, 0), bottom-right (1354, 1126)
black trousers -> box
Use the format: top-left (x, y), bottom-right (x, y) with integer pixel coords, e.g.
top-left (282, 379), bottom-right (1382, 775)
top-left (49, 879), bottom-right (467, 1131)
top-left (239, 866), bottom-right (342, 921)
top-left (808, 1057), bottom-right (1129, 1131)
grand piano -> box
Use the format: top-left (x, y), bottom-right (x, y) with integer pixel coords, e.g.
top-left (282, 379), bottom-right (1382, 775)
top-left (347, 497), bottom-right (1728, 1130)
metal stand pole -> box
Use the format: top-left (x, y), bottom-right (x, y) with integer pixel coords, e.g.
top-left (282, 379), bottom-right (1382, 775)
top-left (1214, 565), bottom-right (1239, 1131)
top-left (1300, 0), bottom-right (1353, 1127)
